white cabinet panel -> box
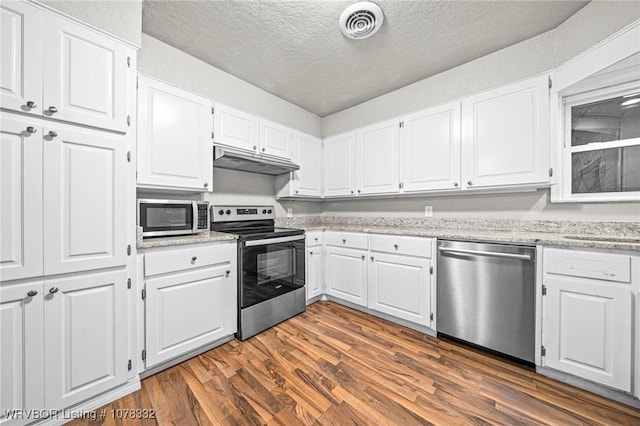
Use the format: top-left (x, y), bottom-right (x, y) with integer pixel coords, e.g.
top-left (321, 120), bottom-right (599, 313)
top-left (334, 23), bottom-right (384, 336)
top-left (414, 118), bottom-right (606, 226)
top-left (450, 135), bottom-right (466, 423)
top-left (0, 119), bottom-right (43, 281)
top-left (544, 248), bottom-right (630, 283)
top-left (462, 75), bottom-right (550, 188)
top-left (306, 248), bottom-right (323, 301)
top-left (325, 246), bottom-right (367, 307)
top-left (43, 127), bottom-right (126, 275)
top-left (400, 102), bottom-right (461, 192)
top-left (44, 270), bottom-right (128, 409)
top-left (368, 253), bottom-right (431, 326)
top-left (213, 103), bottom-right (257, 152)
top-left (356, 119), bottom-right (400, 195)
top-left (543, 275), bottom-right (632, 392)
top-left (295, 133), bottom-right (322, 196)
top-left (137, 75), bottom-right (213, 191)
top-left (259, 119), bottom-right (291, 159)
top-left (145, 262), bottom-right (236, 368)
top-left (323, 132), bottom-right (356, 197)
top-left (0, 1), bottom-right (42, 116)
top-left (0, 283), bottom-right (44, 426)
top-left (43, 15), bottom-right (128, 132)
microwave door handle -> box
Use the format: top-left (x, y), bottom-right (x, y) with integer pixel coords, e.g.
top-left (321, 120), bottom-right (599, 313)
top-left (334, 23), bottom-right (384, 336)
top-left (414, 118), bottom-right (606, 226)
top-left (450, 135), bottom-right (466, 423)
top-left (192, 201), bottom-right (198, 234)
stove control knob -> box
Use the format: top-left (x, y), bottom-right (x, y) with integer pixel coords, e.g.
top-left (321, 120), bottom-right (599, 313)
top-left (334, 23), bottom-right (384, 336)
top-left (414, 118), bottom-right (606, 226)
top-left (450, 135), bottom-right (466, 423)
top-left (226, 209), bottom-right (231, 215)
top-left (218, 209), bottom-right (224, 215)
top-left (262, 209), bottom-right (267, 214)
top-left (268, 209), bottom-right (272, 214)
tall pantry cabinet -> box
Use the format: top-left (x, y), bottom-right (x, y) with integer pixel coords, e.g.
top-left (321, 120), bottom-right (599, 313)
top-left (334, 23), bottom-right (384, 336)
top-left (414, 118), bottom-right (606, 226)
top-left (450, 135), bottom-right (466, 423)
top-left (0, 1), bottom-right (137, 422)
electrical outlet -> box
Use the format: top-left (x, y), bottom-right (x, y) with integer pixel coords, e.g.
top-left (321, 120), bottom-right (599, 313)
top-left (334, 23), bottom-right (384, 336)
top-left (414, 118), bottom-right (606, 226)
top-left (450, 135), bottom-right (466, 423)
top-left (287, 208), bottom-right (293, 218)
top-left (424, 206), bottom-right (433, 217)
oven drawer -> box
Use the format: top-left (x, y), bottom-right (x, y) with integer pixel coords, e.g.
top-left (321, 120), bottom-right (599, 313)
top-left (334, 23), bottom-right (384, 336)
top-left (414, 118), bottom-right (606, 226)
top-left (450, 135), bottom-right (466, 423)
top-left (544, 248), bottom-right (631, 283)
top-left (306, 231), bottom-right (323, 247)
top-left (324, 231), bottom-right (368, 250)
top-left (370, 234), bottom-right (432, 258)
top-left (144, 243), bottom-right (235, 277)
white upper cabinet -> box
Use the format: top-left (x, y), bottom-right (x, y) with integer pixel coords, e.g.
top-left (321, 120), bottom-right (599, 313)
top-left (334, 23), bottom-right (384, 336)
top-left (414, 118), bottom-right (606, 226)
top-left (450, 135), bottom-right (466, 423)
top-left (0, 2), bottom-right (132, 133)
top-left (0, 118), bottom-right (43, 281)
top-left (400, 102), bottom-right (461, 192)
top-left (213, 103), bottom-right (257, 151)
top-left (0, 1), bottom-right (43, 116)
top-left (259, 119), bottom-right (292, 159)
top-left (461, 75), bottom-right (550, 188)
top-left (276, 131), bottom-right (322, 198)
top-left (323, 131), bottom-right (357, 197)
top-left (137, 75), bottom-right (213, 192)
top-left (43, 126), bottom-right (127, 275)
top-left (43, 14), bottom-right (129, 133)
top-left (356, 119), bottom-right (400, 195)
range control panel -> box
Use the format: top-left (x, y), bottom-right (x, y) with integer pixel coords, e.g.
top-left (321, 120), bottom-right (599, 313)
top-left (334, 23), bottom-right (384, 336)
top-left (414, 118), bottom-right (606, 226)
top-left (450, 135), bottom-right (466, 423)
top-left (211, 205), bottom-right (275, 222)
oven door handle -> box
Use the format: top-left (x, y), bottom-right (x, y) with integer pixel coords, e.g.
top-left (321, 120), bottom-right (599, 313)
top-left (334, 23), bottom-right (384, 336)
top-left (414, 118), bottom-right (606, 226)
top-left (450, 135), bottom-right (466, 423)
top-left (244, 234), bottom-right (306, 247)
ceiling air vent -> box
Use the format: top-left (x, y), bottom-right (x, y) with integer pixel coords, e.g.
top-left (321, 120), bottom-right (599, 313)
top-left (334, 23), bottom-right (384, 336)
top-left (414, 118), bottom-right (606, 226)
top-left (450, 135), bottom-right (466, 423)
top-left (339, 2), bottom-right (384, 40)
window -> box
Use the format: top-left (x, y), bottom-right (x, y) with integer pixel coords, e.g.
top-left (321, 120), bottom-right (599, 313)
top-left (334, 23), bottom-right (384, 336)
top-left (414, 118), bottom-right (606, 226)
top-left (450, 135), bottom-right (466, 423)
top-left (561, 82), bottom-right (640, 202)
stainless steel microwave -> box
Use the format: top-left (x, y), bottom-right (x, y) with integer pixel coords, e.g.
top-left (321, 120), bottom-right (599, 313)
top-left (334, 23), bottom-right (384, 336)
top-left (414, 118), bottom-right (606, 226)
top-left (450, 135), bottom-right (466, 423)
top-left (137, 199), bottom-right (209, 237)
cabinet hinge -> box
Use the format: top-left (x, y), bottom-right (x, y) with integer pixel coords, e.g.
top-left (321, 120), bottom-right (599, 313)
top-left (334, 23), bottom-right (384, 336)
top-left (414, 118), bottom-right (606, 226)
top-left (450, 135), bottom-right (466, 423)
top-left (549, 167), bottom-right (553, 177)
top-left (399, 182), bottom-right (402, 189)
top-left (127, 359), bottom-right (132, 371)
top-left (211, 106), bottom-right (215, 115)
top-left (127, 115), bottom-right (131, 127)
top-left (211, 131), bottom-right (214, 139)
top-left (541, 346), bottom-right (546, 357)
top-left (399, 121), bottom-right (404, 128)
top-left (127, 244), bottom-right (131, 256)
top-left (430, 313), bottom-right (434, 321)
top-left (141, 350), bottom-right (146, 361)
top-left (548, 76), bottom-right (552, 89)
top-left (542, 285), bottom-right (547, 296)
top-left (127, 151), bottom-right (131, 162)
top-left (141, 288), bottom-right (146, 300)
top-left (136, 77), bottom-right (138, 90)
top-left (429, 266), bottom-right (434, 274)
top-left (127, 278), bottom-right (132, 289)
top-left (127, 56), bottom-right (131, 68)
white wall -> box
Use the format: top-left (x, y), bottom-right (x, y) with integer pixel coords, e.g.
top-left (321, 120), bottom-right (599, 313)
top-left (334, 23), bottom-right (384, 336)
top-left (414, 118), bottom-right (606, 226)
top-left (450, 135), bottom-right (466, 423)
top-left (38, 0), bottom-right (142, 46)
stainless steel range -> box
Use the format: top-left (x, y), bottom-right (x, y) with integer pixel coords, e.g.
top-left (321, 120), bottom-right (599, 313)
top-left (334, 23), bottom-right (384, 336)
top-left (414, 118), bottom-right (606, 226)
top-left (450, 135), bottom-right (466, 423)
top-left (211, 206), bottom-right (306, 340)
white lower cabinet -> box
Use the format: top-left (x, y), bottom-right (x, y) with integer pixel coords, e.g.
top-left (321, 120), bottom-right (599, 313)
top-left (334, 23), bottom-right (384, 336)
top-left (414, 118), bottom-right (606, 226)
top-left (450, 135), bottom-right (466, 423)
top-left (306, 231), bottom-right (324, 302)
top-left (141, 243), bottom-right (237, 369)
top-left (542, 248), bottom-right (635, 393)
top-left (325, 246), bottom-right (368, 307)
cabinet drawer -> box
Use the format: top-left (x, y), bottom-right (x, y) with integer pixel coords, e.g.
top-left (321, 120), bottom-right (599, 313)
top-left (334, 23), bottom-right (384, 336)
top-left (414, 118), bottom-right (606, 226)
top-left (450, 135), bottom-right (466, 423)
top-left (144, 243), bottom-right (235, 277)
top-left (370, 234), bottom-right (432, 257)
top-left (544, 248), bottom-right (630, 283)
top-left (324, 231), bottom-right (368, 250)
top-left (306, 231), bottom-right (323, 247)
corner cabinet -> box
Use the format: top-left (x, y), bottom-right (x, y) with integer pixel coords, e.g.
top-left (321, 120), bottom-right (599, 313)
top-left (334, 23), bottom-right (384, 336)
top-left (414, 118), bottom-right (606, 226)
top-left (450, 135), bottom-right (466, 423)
top-left (356, 119), bottom-right (400, 195)
top-left (461, 75), bottom-right (550, 188)
top-left (276, 132), bottom-right (322, 198)
top-left (323, 132), bottom-right (357, 197)
top-left (542, 248), bottom-right (635, 392)
top-left (137, 75), bottom-right (213, 192)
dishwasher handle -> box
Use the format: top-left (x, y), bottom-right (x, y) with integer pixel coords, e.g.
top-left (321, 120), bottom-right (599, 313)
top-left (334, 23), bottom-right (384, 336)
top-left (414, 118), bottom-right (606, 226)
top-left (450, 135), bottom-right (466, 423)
top-left (437, 246), bottom-right (532, 261)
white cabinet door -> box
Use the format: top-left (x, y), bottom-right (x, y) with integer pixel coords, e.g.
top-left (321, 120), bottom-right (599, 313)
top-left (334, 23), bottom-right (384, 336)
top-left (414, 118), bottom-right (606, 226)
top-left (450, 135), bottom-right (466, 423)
top-left (259, 119), bottom-right (291, 159)
top-left (543, 276), bottom-right (632, 392)
top-left (356, 119), bottom-right (400, 195)
top-left (0, 119), bottom-right (43, 281)
top-left (400, 102), bottom-right (461, 192)
top-left (213, 103), bottom-right (258, 152)
top-left (461, 75), bottom-right (550, 188)
top-left (294, 132), bottom-right (322, 196)
top-left (0, 283), bottom-right (44, 426)
top-left (323, 132), bottom-right (356, 197)
top-left (137, 75), bottom-right (213, 191)
top-left (325, 246), bottom-right (368, 307)
top-left (145, 263), bottom-right (236, 368)
top-left (0, 1), bottom-right (42, 116)
top-left (368, 253), bottom-right (431, 326)
top-left (42, 15), bottom-right (129, 132)
top-left (44, 270), bottom-right (128, 409)
top-left (43, 127), bottom-right (127, 275)
top-left (306, 248), bottom-right (323, 301)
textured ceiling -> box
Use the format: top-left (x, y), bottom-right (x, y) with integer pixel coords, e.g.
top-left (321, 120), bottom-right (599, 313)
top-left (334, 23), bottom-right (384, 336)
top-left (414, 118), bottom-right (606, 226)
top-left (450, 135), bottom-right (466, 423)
top-left (142, 0), bottom-right (589, 117)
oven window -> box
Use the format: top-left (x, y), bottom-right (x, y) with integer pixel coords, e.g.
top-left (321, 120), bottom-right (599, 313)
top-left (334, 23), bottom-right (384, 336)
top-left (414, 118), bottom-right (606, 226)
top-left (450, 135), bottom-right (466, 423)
top-left (241, 240), bottom-right (305, 308)
top-left (140, 204), bottom-right (193, 232)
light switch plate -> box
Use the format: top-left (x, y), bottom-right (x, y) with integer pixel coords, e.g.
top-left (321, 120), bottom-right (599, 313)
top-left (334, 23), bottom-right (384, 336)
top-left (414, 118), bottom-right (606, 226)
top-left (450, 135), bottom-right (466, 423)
top-left (287, 208), bottom-right (293, 218)
top-left (424, 206), bottom-right (433, 217)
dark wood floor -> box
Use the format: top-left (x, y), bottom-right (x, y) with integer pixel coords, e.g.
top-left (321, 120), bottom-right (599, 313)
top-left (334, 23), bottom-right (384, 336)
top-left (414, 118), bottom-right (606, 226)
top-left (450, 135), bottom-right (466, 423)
top-left (71, 301), bottom-right (640, 425)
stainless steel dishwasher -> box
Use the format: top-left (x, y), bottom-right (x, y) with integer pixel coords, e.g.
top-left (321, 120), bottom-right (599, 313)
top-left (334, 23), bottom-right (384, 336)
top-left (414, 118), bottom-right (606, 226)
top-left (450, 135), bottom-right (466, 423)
top-left (437, 240), bottom-right (536, 363)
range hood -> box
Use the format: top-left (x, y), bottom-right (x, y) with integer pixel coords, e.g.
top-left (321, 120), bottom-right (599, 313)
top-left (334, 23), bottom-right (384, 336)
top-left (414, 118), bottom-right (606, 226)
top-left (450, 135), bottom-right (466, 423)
top-left (213, 145), bottom-right (299, 176)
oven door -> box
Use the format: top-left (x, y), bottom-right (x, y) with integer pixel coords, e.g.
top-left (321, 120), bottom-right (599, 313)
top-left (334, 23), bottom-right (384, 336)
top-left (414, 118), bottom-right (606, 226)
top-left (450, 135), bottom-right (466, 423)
top-left (239, 235), bottom-right (305, 308)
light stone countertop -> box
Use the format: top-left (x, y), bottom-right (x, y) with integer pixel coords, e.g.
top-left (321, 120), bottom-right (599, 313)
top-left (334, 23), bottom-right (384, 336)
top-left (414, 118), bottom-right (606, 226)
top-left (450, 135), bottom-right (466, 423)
top-left (137, 228), bottom-right (237, 249)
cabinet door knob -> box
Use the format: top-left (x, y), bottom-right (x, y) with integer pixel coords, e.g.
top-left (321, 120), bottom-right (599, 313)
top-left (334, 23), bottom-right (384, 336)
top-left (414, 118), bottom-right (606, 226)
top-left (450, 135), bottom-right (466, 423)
top-left (309, 251), bottom-right (313, 255)
top-left (26, 126), bottom-right (37, 134)
top-left (253, 146), bottom-right (257, 150)
top-left (350, 190), bottom-right (354, 194)
top-left (394, 244), bottom-right (398, 249)
top-left (49, 287), bottom-right (59, 294)
top-left (48, 131), bottom-right (57, 138)
top-left (26, 101), bottom-right (37, 109)
top-left (357, 190), bottom-right (361, 194)
top-left (261, 147), bottom-right (266, 152)
top-left (27, 290), bottom-right (38, 297)
top-left (48, 106), bottom-right (58, 113)
top-left (361, 255), bottom-right (365, 260)
top-left (370, 256), bottom-right (374, 261)
top-left (467, 180), bottom-right (473, 186)
top-left (225, 270), bottom-right (231, 277)
top-left (203, 182), bottom-right (209, 188)
top-left (453, 182), bottom-right (459, 187)
top-left (191, 256), bottom-right (197, 262)
top-left (314, 238), bottom-right (318, 242)
top-left (295, 190), bottom-right (299, 194)
top-left (342, 239), bottom-right (346, 244)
